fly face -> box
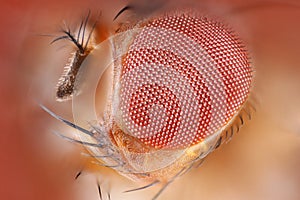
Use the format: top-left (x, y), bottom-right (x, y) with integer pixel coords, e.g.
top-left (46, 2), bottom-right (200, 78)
top-left (43, 4), bottom-right (256, 200)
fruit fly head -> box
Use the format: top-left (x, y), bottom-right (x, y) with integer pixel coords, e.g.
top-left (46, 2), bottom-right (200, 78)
top-left (64, 8), bottom-right (254, 183)
top-left (42, 3), bottom-right (254, 198)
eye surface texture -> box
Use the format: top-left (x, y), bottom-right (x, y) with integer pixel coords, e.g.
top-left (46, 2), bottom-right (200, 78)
top-left (113, 11), bottom-right (252, 149)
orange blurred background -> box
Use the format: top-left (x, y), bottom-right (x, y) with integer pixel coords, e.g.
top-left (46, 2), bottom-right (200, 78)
top-left (1, 0), bottom-right (300, 200)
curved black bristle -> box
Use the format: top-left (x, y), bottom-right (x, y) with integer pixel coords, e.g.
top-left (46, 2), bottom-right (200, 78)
top-left (97, 181), bottom-right (111, 200)
top-left (151, 167), bottom-right (187, 200)
top-left (113, 5), bottom-right (133, 21)
top-left (75, 171), bottom-right (82, 180)
top-left (81, 10), bottom-right (91, 48)
top-left (98, 183), bottom-right (102, 200)
top-left (214, 136), bottom-right (222, 149)
top-left (124, 180), bottom-right (159, 193)
top-left (50, 35), bottom-right (69, 44)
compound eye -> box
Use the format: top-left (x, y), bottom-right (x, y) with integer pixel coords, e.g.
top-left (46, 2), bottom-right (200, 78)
top-left (111, 10), bottom-right (253, 150)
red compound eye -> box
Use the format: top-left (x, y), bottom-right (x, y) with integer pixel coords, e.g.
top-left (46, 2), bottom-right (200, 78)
top-left (113, 11), bottom-right (252, 149)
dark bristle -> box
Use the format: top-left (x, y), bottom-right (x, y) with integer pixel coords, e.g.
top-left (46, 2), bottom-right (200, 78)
top-left (81, 10), bottom-right (91, 47)
top-left (236, 123), bottom-right (240, 133)
top-left (194, 158), bottom-right (205, 168)
top-left (124, 180), bottom-right (159, 193)
top-left (151, 167), bottom-right (187, 200)
top-left (239, 115), bottom-right (244, 125)
top-left (98, 183), bottom-right (102, 200)
top-left (113, 5), bottom-right (133, 21)
top-left (76, 18), bottom-right (85, 44)
top-left (50, 35), bottom-right (69, 44)
top-left (84, 19), bottom-right (97, 51)
top-left (75, 171), bottom-right (82, 180)
top-left (214, 136), bottom-right (222, 149)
